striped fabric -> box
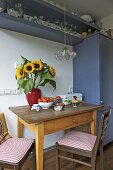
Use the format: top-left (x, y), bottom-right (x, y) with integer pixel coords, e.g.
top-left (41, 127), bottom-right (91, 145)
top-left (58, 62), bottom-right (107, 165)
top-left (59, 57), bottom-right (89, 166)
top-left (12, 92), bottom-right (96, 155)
top-left (0, 134), bottom-right (5, 144)
top-left (0, 120), bottom-right (5, 144)
top-left (0, 138), bottom-right (34, 164)
top-left (58, 131), bottom-right (97, 151)
top-left (0, 113), bottom-right (10, 145)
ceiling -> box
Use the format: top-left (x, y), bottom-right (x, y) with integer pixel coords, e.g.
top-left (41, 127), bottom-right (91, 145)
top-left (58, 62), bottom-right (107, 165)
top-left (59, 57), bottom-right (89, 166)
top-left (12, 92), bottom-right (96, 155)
top-left (51, 0), bottom-right (113, 20)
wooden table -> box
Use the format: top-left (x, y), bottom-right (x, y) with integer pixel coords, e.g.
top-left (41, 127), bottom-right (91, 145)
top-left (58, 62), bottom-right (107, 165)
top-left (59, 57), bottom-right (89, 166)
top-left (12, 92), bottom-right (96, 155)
top-left (9, 103), bottom-right (102, 170)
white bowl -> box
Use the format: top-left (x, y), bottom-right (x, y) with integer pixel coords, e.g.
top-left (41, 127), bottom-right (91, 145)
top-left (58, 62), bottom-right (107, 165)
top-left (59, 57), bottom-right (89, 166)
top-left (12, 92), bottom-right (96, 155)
top-left (38, 102), bottom-right (53, 109)
top-left (54, 105), bottom-right (63, 111)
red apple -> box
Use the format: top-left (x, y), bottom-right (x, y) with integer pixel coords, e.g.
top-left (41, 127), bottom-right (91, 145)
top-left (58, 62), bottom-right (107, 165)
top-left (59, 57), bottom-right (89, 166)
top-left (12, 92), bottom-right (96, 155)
top-left (55, 96), bottom-right (61, 100)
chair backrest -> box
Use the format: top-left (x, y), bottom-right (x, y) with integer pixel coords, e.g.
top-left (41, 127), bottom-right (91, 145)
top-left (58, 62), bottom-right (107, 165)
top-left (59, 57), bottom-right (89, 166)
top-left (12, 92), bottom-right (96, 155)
top-left (93, 107), bottom-right (111, 154)
top-left (0, 112), bottom-right (10, 144)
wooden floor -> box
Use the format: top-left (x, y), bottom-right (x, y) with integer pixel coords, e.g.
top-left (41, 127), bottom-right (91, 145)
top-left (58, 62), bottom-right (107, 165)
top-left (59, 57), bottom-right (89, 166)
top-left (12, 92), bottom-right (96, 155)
top-left (4, 142), bottom-right (113, 170)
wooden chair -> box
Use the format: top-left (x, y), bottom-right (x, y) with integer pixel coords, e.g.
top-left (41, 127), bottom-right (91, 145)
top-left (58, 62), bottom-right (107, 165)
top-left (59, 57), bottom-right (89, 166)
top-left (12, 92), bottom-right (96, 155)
top-left (0, 112), bottom-right (36, 170)
top-left (56, 107), bottom-right (111, 170)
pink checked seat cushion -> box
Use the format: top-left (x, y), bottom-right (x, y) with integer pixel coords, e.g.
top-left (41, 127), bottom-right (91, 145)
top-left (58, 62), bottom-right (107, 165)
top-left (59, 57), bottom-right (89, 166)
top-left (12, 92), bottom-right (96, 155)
top-left (0, 138), bottom-right (34, 164)
top-left (58, 131), bottom-right (97, 151)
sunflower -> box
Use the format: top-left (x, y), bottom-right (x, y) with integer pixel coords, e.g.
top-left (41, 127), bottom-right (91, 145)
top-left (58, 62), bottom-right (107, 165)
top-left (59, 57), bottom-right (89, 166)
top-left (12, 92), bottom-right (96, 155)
top-left (24, 62), bottom-right (35, 73)
top-left (32, 60), bottom-right (43, 71)
top-left (16, 56), bottom-right (56, 94)
top-left (16, 66), bottom-right (24, 79)
top-left (49, 66), bottom-right (56, 76)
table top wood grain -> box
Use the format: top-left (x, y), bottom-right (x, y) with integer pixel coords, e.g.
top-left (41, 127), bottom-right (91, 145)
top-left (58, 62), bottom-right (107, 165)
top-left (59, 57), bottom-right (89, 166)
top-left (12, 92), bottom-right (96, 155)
top-left (9, 103), bottom-right (102, 124)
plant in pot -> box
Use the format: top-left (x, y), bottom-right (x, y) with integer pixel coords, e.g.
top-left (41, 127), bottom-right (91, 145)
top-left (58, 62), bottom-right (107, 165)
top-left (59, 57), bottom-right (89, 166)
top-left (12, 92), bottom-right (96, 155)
top-left (15, 56), bottom-right (56, 107)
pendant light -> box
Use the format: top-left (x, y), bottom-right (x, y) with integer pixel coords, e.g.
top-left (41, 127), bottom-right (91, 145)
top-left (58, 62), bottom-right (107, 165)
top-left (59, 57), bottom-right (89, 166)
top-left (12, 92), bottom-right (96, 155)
top-left (55, 0), bottom-right (77, 60)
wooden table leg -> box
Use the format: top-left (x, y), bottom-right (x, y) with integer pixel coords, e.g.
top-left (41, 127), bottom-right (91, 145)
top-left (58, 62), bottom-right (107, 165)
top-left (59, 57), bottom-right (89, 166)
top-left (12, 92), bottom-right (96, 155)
top-left (35, 123), bottom-right (44, 170)
top-left (17, 117), bottom-right (23, 137)
top-left (90, 111), bottom-right (97, 135)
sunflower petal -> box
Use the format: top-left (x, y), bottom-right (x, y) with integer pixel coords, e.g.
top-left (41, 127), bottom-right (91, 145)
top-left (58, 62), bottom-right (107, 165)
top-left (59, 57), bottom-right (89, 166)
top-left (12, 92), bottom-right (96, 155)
top-left (24, 62), bottom-right (35, 73)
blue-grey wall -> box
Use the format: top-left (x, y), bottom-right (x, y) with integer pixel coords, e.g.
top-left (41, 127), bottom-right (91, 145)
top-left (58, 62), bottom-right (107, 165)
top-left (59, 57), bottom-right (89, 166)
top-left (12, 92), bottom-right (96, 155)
top-left (73, 33), bottom-right (113, 144)
top-left (73, 34), bottom-right (100, 104)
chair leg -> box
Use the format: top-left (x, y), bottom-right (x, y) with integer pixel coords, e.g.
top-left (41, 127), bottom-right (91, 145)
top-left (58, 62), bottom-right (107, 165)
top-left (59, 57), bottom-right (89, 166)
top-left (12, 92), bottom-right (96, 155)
top-left (14, 165), bottom-right (21, 170)
top-left (33, 147), bottom-right (36, 170)
top-left (91, 157), bottom-right (96, 170)
top-left (91, 163), bottom-right (96, 170)
top-left (71, 153), bottom-right (77, 170)
top-left (100, 144), bottom-right (104, 170)
top-left (0, 167), bottom-right (4, 170)
top-left (56, 144), bottom-right (60, 170)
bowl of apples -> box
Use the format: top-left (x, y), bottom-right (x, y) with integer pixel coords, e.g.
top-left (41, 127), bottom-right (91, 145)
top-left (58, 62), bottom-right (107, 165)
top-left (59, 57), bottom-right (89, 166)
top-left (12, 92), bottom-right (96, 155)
top-left (54, 102), bottom-right (65, 111)
top-left (53, 96), bottom-right (62, 104)
top-left (38, 97), bottom-right (53, 109)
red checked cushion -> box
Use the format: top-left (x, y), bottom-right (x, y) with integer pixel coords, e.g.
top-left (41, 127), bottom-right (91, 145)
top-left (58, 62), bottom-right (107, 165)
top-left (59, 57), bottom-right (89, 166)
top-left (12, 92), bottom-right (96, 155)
top-left (0, 138), bottom-right (34, 163)
top-left (58, 131), bottom-right (97, 151)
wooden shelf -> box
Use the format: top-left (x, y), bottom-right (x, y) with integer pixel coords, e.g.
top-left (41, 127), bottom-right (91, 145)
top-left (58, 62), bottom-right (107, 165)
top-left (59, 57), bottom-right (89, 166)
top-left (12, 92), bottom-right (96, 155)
top-left (0, 13), bottom-right (82, 45)
top-left (0, 0), bottom-right (100, 45)
top-left (22, 0), bottom-right (100, 33)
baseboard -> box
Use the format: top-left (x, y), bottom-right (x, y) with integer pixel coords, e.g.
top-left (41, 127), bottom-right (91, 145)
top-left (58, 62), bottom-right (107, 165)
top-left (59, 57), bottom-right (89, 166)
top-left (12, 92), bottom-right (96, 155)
top-left (104, 141), bottom-right (113, 150)
top-left (44, 145), bottom-right (55, 153)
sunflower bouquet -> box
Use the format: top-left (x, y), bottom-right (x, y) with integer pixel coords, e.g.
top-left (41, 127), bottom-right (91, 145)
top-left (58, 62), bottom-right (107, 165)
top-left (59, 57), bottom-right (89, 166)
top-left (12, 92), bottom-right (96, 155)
top-left (16, 56), bottom-right (56, 94)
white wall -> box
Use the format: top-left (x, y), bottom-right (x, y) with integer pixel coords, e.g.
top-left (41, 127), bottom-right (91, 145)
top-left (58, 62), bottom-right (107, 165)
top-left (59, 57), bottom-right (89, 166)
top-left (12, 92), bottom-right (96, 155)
top-left (101, 14), bottom-right (113, 29)
top-left (0, 28), bottom-right (73, 148)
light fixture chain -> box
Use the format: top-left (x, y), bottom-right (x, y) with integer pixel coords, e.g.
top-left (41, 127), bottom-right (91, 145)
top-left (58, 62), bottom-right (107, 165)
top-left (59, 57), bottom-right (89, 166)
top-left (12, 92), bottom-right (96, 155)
top-left (64, 0), bottom-right (67, 47)
top-left (55, 0), bottom-right (77, 60)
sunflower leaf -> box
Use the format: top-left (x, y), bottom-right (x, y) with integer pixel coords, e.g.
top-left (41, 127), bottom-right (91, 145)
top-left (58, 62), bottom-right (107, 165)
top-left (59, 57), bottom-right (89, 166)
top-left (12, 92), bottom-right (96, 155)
top-left (21, 80), bottom-right (28, 88)
top-left (17, 78), bottom-right (25, 89)
top-left (48, 79), bottom-right (56, 90)
top-left (21, 56), bottom-right (30, 64)
top-left (38, 79), bottom-right (49, 87)
top-left (43, 62), bottom-right (48, 67)
top-left (41, 72), bottom-right (52, 80)
top-left (39, 79), bottom-right (56, 90)
top-left (23, 79), bottom-right (34, 94)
